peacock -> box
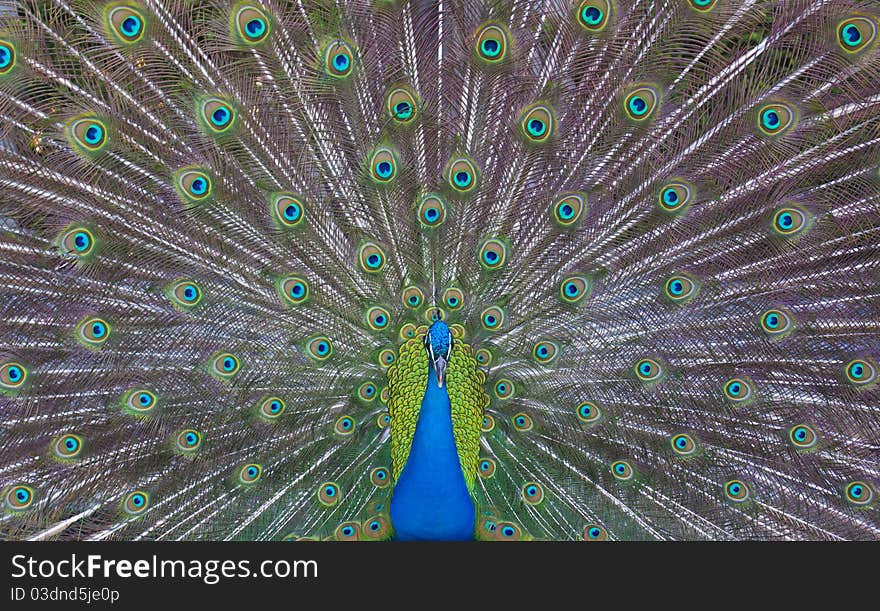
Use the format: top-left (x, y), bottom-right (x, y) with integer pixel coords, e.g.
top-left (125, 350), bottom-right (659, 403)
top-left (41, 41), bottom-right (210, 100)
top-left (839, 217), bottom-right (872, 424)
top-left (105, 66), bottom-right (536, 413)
top-left (0, 0), bottom-right (879, 542)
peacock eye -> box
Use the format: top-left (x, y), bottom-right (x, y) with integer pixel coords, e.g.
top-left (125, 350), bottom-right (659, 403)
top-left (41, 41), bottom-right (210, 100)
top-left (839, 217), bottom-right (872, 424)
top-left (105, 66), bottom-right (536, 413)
top-left (611, 460), bottom-right (635, 481)
top-left (233, 5), bottom-right (271, 45)
top-left (583, 524), bottom-right (607, 540)
top-left (478, 238), bottom-right (507, 270)
top-left (724, 479), bottom-right (751, 502)
top-left (359, 242), bottom-right (386, 273)
top-left (552, 192), bottom-right (587, 227)
top-left (519, 103), bottom-right (556, 143)
top-left (845, 358), bottom-right (877, 386)
top-left (521, 482), bottom-right (545, 505)
top-left (624, 85), bottom-right (660, 121)
top-left (306, 337), bottom-right (333, 362)
top-left (576, 401), bottom-right (602, 424)
top-left (481, 306), bottom-right (505, 331)
top-left (635, 358), bottom-right (664, 383)
top-left (772, 206), bottom-right (808, 237)
top-left (238, 463), bottom-right (262, 484)
top-left (576, 1), bottom-right (612, 32)
top-left (723, 377), bottom-right (754, 403)
top-left (318, 482), bottom-right (340, 506)
top-left (0, 39), bottom-right (17, 75)
top-left (324, 39), bottom-right (356, 78)
top-left (123, 490), bottom-right (150, 515)
top-left (757, 102), bottom-right (796, 136)
top-left (478, 458), bottom-right (496, 479)
top-left (369, 147), bottom-right (398, 184)
top-left (210, 352), bottom-right (241, 379)
top-left (52, 434), bottom-right (84, 460)
top-left (417, 193), bottom-right (447, 228)
top-left (844, 481), bottom-right (875, 506)
top-left (760, 308), bottom-right (794, 339)
top-left (664, 274), bottom-right (699, 304)
top-left (386, 84), bottom-right (419, 124)
top-left (258, 396), bottom-right (286, 420)
top-left (474, 23), bottom-right (510, 63)
top-left (175, 429), bottom-right (202, 453)
top-left (837, 17), bottom-right (877, 53)
top-left (174, 167), bottom-right (214, 203)
top-left (370, 467), bottom-right (391, 488)
top-left (334, 415), bottom-right (356, 436)
top-left (670, 433), bottom-right (698, 456)
top-left (1, 361), bottom-right (28, 390)
top-left (446, 156), bottom-right (479, 194)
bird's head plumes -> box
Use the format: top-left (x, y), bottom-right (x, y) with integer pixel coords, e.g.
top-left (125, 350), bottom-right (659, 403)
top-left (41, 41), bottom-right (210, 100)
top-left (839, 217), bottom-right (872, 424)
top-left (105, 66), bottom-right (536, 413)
top-left (425, 315), bottom-right (452, 388)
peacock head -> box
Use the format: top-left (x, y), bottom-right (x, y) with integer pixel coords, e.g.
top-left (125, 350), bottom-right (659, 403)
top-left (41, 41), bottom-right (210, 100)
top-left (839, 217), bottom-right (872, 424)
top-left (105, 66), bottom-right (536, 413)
top-left (425, 313), bottom-right (452, 388)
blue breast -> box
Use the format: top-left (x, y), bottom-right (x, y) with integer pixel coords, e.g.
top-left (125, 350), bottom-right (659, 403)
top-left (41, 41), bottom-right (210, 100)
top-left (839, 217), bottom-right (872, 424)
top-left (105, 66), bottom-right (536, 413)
top-left (390, 367), bottom-right (475, 540)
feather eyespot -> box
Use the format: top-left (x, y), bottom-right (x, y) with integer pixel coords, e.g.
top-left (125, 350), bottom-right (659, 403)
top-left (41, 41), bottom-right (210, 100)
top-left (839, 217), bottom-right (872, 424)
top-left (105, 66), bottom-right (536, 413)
top-left (583, 525), bottom-right (608, 541)
top-left (334, 415), bottom-right (356, 436)
top-left (58, 226), bottom-right (97, 259)
top-left (533, 340), bottom-right (560, 364)
top-left (446, 156), bottom-right (479, 194)
top-left (323, 39), bottom-right (355, 78)
top-left (168, 279), bottom-right (203, 310)
top-left (635, 358), bottom-right (664, 383)
top-left (277, 276), bottom-right (309, 306)
top-left (399, 322), bottom-right (417, 341)
top-left (359, 242), bottom-right (386, 273)
top-left (576, 401), bottom-right (602, 424)
top-left (306, 337), bottom-right (333, 362)
top-left (377, 411), bottom-right (391, 428)
top-left (788, 424), bottom-right (818, 450)
top-left (658, 181), bottom-right (693, 214)
top-left (238, 463), bottom-right (262, 485)
top-left (689, 0), bottom-right (718, 11)
top-left (837, 17), bottom-right (877, 54)
top-left (198, 96), bottom-right (235, 134)
top-left (365, 306), bottom-right (390, 331)
top-left (478, 238), bottom-right (507, 270)
top-left (210, 352), bottom-right (241, 379)
top-left (0, 39), bottom-right (17, 75)
top-left (378, 348), bottom-right (395, 369)
top-left (624, 85), bottom-right (660, 122)
top-left (760, 308), bottom-right (794, 339)
top-left (76, 316), bottom-right (111, 349)
top-left (496, 521), bottom-right (524, 541)
top-left (123, 389), bottom-right (157, 416)
top-left (478, 458), bottom-right (496, 479)
top-left (67, 116), bottom-right (108, 155)
top-left (52, 434), bottom-right (83, 460)
top-left (481, 413), bottom-right (496, 432)
top-left (493, 378), bottom-right (515, 400)
top-left (386, 84), bottom-right (419, 124)
top-left (362, 515), bottom-right (392, 540)
top-left (334, 522), bottom-right (361, 541)
top-left (664, 274), bottom-right (699, 304)
top-left (845, 358), bottom-right (877, 386)
top-left (611, 460), bottom-right (635, 481)
top-left (551, 192), bottom-right (587, 227)
top-left (174, 167), bottom-right (213, 204)
top-left (560, 276), bottom-right (590, 304)
top-left (724, 479), bottom-right (751, 503)
top-left (271, 192), bottom-right (305, 229)
top-left (1, 361), bottom-right (28, 391)
top-left (474, 22), bottom-right (511, 64)
top-left (670, 433), bottom-right (698, 456)
top-left (175, 429), bottom-right (202, 453)
top-left (5, 485), bottom-right (35, 511)
top-left (357, 381), bottom-right (377, 402)
top-left (772, 206), bottom-right (809, 237)
top-left (442, 287), bottom-right (464, 311)
top-left (317, 482), bottom-right (340, 506)
top-left (480, 306), bottom-right (505, 331)
top-left (844, 481), bottom-right (875, 506)
top-left (370, 467), bottom-right (391, 488)
top-left (258, 396), bottom-right (286, 420)
top-left (232, 4), bottom-right (271, 45)
top-left (723, 377), bottom-right (753, 403)
top-left (368, 147), bottom-right (399, 184)
top-left (401, 286), bottom-right (424, 309)
top-left (757, 102), bottom-right (796, 136)
top-left (106, 4), bottom-right (147, 45)
top-left (512, 412), bottom-right (533, 432)
top-left (576, 1), bottom-right (611, 32)
top-left (521, 482), bottom-right (545, 505)
top-left (474, 347), bottom-right (493, 367)
top-left (416, 193), bottom-right (447, 228)
top-left (519, 103), bottom-right (556, 144)
top-left (122, 491), bottom-right (149, 515)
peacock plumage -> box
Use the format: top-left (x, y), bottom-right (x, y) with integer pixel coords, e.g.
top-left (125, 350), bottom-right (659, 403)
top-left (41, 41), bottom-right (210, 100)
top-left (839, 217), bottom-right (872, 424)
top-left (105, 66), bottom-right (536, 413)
top-left (0, 0), bottom-right (879, 542)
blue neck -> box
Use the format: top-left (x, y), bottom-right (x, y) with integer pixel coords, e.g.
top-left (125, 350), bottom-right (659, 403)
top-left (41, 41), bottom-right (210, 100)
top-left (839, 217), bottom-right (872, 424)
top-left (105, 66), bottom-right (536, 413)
top-left (390, 367), bottom-right (475, 540)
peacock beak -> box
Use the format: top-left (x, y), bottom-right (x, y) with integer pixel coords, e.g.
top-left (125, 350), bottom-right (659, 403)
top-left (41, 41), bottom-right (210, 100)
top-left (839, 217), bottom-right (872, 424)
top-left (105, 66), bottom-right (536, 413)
top-left (433, 355), bottom-right (447, 388)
